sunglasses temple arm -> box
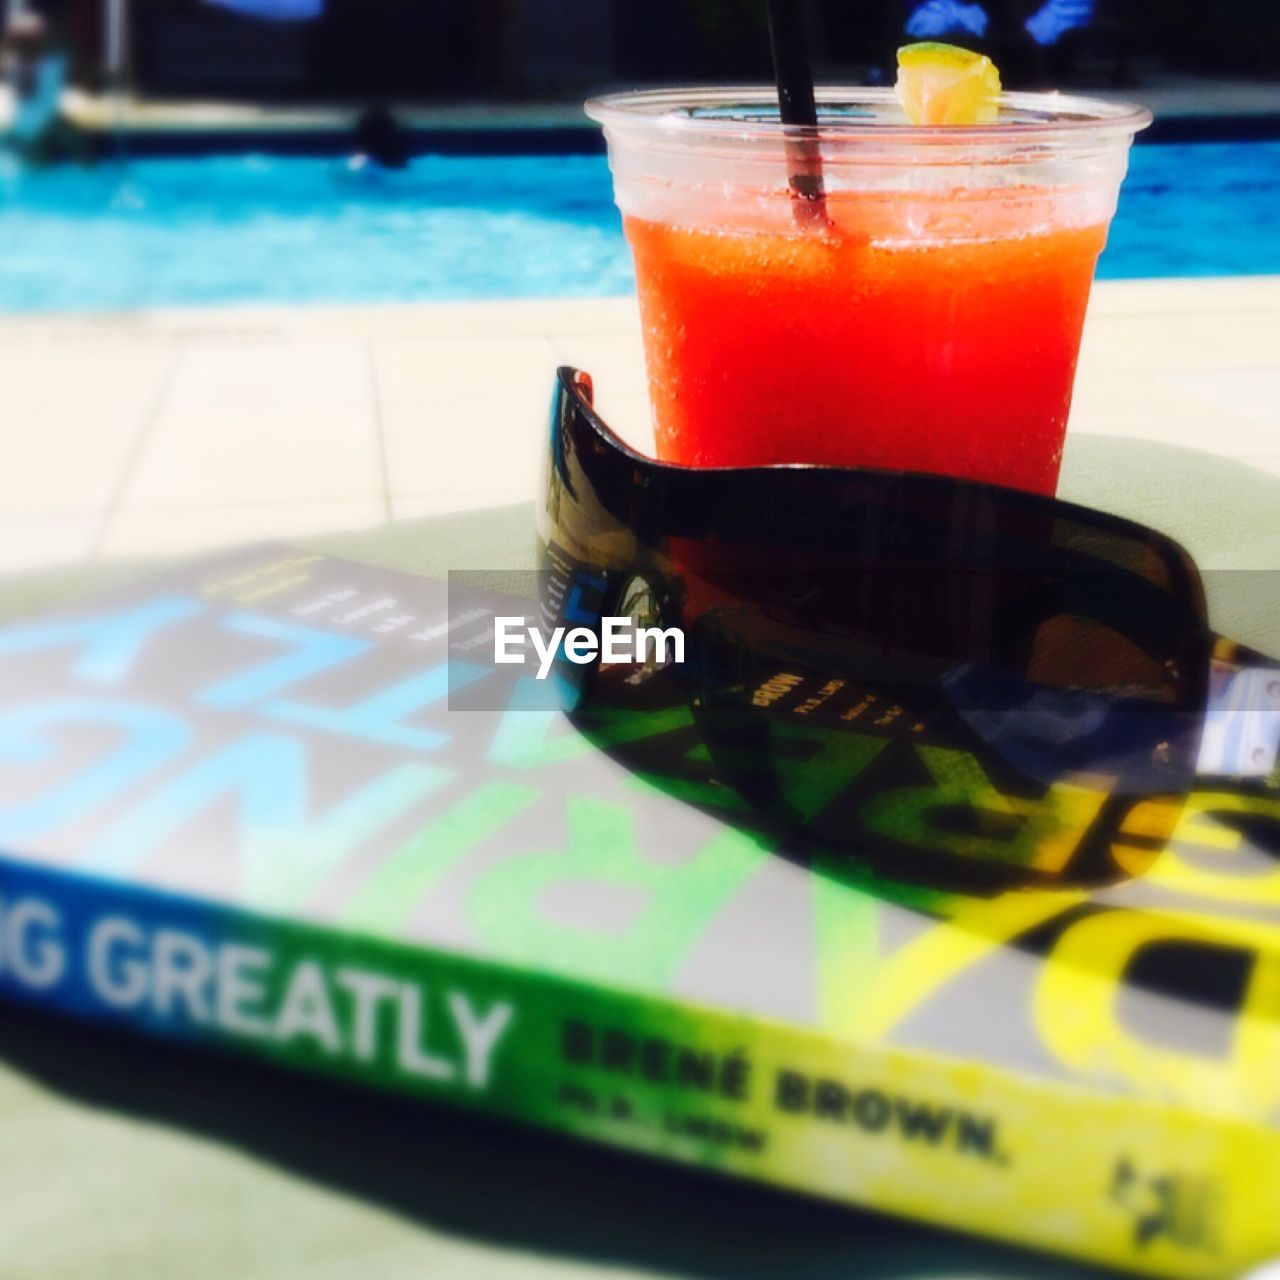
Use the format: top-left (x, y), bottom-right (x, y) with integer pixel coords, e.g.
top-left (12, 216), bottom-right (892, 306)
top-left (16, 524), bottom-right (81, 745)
top-left (1194, 634), bottom-right (1280, 781)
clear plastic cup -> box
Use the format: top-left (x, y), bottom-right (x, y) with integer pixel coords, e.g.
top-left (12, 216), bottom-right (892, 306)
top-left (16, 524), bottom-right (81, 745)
top-left (586, 87), bottom-right (1151, 495)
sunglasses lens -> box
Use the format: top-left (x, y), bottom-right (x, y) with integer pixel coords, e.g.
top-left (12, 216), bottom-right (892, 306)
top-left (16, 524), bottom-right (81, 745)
top-left (681, 542), bottom-right (1204, 875)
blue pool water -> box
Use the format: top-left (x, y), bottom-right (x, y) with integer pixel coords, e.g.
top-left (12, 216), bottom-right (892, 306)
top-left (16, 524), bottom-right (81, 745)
top-left (1, 141), bottom-right (1277, 312)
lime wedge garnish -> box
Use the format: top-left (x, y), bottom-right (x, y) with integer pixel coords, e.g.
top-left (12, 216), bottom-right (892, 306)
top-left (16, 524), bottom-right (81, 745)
top-left (895, 42), bottom-right (1002, 125)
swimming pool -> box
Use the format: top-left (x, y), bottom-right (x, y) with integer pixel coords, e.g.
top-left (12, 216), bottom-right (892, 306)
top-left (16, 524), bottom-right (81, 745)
top-left (1, 140), bottom-right (1277, 312)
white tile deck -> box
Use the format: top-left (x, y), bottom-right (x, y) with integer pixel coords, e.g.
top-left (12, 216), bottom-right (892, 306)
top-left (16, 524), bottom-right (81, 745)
top-left (0, 514), bottom-right (99, 572)
top-left (0, 345), bottom-right (173, 518)
top-left (98, 500), bottom-right (388, 560)
top-left (119, 341), bottom-right (383, 511)
top-left (380, 394), bottom-right (545, 504)
top-left (0, 276), bottom-right (1276, 570)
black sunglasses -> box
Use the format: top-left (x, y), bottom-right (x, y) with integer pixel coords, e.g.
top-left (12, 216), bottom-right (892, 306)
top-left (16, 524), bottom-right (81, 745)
top-left (538, 367), bottom-right (1279, 876)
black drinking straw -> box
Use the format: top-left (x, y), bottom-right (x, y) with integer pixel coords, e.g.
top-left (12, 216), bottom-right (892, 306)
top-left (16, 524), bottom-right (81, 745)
top-left (765, 0), bottom-right (828, 227)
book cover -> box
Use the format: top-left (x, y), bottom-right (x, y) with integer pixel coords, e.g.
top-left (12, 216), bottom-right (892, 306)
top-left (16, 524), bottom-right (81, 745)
top-left (1, 545), bottom-right (1277, 1278)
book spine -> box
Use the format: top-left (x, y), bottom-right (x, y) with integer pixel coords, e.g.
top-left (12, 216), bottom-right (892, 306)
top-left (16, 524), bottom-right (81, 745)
top-left (0, 854), bottom-right (1274, 1279)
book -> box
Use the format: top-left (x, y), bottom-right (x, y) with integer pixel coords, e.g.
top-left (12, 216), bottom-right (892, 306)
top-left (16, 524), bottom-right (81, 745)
top-left (1, 544), bottom-right (1278, 1279)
